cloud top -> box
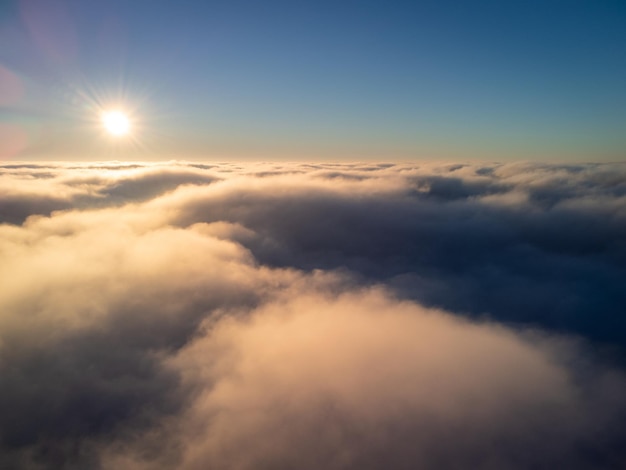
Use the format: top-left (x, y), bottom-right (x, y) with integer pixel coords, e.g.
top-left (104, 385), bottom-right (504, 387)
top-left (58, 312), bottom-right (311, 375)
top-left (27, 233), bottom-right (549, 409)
top-left (1, 161), bottom-right (625, 469)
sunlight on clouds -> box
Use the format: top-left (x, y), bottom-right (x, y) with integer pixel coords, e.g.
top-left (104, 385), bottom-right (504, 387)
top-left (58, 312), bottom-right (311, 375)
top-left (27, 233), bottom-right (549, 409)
top-left (0, 161), bottom-right (625, 469)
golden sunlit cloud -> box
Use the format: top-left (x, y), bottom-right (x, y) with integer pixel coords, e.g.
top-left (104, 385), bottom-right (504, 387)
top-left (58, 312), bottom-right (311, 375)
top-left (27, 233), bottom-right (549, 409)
top-left (101, 110), bottom-right (131, 137)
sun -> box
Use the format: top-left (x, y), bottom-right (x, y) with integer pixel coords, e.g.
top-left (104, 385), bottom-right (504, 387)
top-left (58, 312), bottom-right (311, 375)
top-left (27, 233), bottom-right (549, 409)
top-left (101, 110), bottom-right (131, 137)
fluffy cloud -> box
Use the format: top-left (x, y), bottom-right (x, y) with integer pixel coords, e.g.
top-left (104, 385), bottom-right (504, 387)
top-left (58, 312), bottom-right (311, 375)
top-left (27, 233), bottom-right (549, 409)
top-left (0, 161), bottom-right (625, 469)
top-left (105, 289), bottom-right (626, 470)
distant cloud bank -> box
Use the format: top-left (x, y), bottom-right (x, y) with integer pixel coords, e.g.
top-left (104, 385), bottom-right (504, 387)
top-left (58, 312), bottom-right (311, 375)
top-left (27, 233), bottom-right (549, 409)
top-left (1, 161), bottom-right (626, 469)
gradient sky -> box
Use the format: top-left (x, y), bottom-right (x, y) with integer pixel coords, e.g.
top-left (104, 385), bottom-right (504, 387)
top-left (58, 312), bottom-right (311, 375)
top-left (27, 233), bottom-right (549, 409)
top-left (1, 0), bottom-right (625, 161)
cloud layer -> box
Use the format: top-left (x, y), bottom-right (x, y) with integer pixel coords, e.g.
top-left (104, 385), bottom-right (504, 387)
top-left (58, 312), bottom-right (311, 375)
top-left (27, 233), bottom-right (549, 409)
top-left (1, 161), bottom-right (625, 469)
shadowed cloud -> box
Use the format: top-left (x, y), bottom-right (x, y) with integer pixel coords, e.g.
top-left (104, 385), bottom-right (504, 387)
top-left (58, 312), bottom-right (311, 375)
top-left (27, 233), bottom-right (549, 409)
top-left (0, 161), bottom-right (625, 469)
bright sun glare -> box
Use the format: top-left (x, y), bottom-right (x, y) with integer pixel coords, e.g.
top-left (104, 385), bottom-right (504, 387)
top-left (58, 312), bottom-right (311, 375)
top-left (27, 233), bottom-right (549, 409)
top-left (102, 110), bottom-right (131, 137)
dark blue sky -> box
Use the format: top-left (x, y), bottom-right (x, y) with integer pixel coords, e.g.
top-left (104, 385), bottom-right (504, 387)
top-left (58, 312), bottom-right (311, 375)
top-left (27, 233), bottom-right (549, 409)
top-left (1, 0), bottom-right (625, 160)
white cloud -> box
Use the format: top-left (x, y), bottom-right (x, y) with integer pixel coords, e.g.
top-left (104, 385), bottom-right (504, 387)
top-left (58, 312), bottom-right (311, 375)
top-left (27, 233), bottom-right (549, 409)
top-left (0, 161), bottom-right (625, 469)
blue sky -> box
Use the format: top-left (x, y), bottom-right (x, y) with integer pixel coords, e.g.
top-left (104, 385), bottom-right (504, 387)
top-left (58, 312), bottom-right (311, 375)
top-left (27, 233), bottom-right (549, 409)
top-left (1, 0), bottom-right (625, 160)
